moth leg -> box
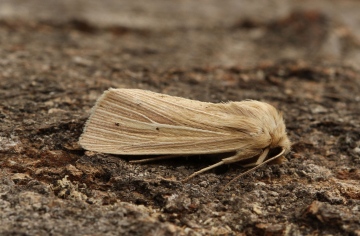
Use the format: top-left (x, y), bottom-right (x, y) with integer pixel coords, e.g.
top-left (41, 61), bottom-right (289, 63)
top-left (220, 148), bottom-right (286, 192)
top-left (129, 154), bottom-right (183, 163)
top-left (241, 148), bottom-right (269, 167)
top-left (183, 149), bottom-right (269, 182)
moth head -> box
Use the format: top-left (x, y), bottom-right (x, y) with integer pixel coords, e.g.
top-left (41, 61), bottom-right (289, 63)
top-left (268, 111), bottom-right (291, 156)
top-left (279, 135), bottom-right (291, 154)
top-left (269, 135), bottom-right (291, 159)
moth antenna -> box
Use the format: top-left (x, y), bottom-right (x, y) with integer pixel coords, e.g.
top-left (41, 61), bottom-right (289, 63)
top-left (220, 148), bottom-right (286, 192)
top-left (129, 154), bottom-right (183, 163)
top-left (182, 160), bottom-right (226, 182)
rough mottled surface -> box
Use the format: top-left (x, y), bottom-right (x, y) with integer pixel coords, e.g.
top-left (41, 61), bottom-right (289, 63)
top-left (1, 1), bottom-right (360, 235)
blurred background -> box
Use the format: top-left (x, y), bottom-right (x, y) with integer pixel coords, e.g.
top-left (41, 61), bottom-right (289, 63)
top-left (1, 0), bottom-right (360, 69)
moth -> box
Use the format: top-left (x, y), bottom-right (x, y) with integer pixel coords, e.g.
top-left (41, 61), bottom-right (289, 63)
top-left (79, 88), bottom-right (291, 189)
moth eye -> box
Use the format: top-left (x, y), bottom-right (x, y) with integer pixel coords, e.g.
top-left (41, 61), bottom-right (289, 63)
top-left (268, 146), bottom-right (283, 158)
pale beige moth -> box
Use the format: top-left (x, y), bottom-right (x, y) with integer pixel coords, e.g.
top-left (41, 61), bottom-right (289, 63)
top-left (79, 89), bottom-right (291, 187)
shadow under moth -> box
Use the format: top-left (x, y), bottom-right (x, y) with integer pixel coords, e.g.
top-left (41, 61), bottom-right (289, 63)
top-left (79, 88), bottom-right (291, 190)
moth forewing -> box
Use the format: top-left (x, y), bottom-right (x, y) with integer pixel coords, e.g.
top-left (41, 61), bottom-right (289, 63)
top-left (79, 88), bottom-right (291, 187)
